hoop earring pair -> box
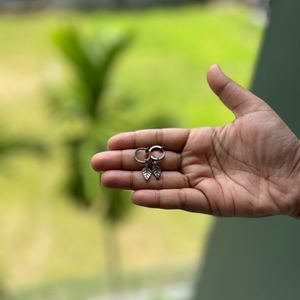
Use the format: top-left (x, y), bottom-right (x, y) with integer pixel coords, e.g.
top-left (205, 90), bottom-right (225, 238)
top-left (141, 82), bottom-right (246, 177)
top-left (134, 145), bottom-right (165, 181)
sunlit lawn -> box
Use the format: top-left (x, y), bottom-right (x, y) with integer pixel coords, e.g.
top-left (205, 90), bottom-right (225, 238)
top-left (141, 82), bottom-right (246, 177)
top-left (0, 3), bottom-right (263, 299)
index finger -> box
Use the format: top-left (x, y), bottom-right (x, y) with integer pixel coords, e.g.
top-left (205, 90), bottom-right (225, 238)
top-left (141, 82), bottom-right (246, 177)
top-left (108, 128), bottom-right (190, 151)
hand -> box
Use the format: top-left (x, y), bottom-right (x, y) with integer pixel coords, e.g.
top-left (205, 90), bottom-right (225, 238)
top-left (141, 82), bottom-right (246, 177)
top-left (91, 65), bottom-right (300, 218)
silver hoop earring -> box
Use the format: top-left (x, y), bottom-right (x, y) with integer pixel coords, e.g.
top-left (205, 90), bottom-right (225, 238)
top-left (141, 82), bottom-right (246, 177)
top-left (149, 145), bottom-right (165, 180)
top-left (134, 147), bottom-right (152, 181)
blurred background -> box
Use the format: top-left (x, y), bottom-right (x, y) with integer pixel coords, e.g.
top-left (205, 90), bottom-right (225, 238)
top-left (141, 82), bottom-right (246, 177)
top-left (0, 0), bottom-right (265, 299)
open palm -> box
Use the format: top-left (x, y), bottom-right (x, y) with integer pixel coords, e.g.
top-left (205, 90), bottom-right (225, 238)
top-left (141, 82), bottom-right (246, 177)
top-left (92, 65), bottom-right (300, 217)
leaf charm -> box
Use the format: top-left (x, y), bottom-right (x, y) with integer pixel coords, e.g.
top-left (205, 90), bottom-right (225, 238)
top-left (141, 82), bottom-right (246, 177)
top-left (152, 165), bottom-right (161, 180)
top-left (142, 167), bottom-right (152, 181)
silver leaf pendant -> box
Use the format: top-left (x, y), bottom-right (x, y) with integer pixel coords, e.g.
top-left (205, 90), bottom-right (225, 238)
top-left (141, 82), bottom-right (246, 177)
top-left (142, 167), bottom-right (152, 181)
top-left (152, 165), bottom-right (161, 180)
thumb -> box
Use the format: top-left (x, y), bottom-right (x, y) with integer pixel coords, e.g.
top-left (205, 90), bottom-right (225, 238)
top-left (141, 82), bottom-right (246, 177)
top-left (207, 64), bottom-right (268, 118)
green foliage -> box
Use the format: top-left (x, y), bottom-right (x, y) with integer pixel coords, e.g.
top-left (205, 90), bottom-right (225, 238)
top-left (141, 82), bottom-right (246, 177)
top-left (0, 128), bottom-right (47, 160)
top-left (0, 126), bottom-right (47, 179)
top-left (51, 27), bottom-right (135, 223)
top-left (52, 27), bottom-right (132, 121)
top-left (64, 138), bottom-right (91, 207)
top-left (0, 133), bottom-right (47, 298)
top-left (51, 25), bottom-right (144, 291)
top-left (103, 188), bottom-right (132, 225)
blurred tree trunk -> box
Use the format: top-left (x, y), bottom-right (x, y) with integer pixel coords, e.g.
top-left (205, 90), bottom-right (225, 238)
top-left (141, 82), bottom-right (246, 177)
top-left (192, 1), bottom-right (300, 299)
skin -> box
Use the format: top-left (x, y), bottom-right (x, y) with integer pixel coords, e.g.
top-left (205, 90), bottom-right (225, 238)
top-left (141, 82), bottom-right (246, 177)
top-left (91, 65), bottom-right (300, 218)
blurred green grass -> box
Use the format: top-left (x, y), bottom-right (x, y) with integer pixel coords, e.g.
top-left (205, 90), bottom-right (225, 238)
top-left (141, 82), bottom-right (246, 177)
top-left (0, 3), bottom-right (263, 298)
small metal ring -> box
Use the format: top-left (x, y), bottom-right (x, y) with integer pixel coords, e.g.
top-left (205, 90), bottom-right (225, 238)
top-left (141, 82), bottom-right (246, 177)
top-left (134, 147), bottom-right (150, 164)
top-left (149, 145), bottom-right (165, 161)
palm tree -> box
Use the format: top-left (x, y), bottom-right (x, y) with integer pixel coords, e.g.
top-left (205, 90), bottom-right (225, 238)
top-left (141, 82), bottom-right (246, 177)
top-left (50, 27), bottom-right (135, 290)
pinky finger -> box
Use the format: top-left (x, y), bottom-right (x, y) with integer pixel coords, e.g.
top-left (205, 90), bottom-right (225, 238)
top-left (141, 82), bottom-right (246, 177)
top-left (132, 189), bottom-right (213, 215)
